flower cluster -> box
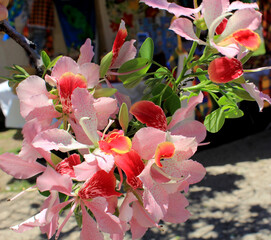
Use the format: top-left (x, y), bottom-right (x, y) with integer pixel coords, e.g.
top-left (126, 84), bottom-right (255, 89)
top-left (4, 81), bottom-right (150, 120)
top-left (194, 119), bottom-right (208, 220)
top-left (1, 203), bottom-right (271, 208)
top-left (0, 0), bottom-right (271, 239)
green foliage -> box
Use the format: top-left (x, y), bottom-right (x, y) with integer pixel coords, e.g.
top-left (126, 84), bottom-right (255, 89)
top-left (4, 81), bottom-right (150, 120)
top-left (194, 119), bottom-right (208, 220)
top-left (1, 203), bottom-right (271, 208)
top-left (138, 37), bottom-right (154, 60)
top-left (119, 103), bottom-right (129, 132)
top-left (93, 88), bottom-right (117, 98)
top-left (41, 51), bottom-right (63, 78)
top-left (0, 65), bottom-right (30, 89)
top-left (118, 57), bottom-right (151, 88)
top-left (204, 108), bottom-right (225, 133)
top-left (100, 51), bottom-right (113, 78)
top-left (164, 94), bottom-right (181, 115)
top-left (41, 50), bottom-right (51, 68)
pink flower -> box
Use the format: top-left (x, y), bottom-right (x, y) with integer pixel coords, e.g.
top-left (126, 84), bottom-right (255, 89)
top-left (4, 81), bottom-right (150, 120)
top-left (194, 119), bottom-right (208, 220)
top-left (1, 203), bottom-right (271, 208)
top-left (242, 82), bottom-right (271, 112)
top-left (12, 167), bottom-right (124, 239)
top-left (109, 20), bottom-right (137, 69)
top-left (130, 92), bottom-right (207, 143)
top-left (142, 0), bottom-right (261, 57)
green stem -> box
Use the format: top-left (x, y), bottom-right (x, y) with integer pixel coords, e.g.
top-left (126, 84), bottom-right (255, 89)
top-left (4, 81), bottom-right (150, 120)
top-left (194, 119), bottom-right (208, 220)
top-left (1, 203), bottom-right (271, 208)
top-left (176, 28), bottom-right (201, 86)
top-left (184, 70), bottom-right (208, 79)
top-left (240, 51), bottom-right (253, 65)
top-left (182, 80), bottom-right (211, 91)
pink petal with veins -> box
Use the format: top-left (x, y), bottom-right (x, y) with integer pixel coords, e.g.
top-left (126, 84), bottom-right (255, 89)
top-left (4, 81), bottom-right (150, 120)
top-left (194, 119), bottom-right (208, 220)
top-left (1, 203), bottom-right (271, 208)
top-left (110, 40), bottom-right (137, 69)
top-left (242, 82), bottom-right (271, 111)
top-left (77, 38), bottom-right (95, 65)
top-left (202, 0), bottom-right (229, 29)
top-left (79, 62), bottom-right (100, 88)
top-left (169, 18), bottom-right (206, 44)
top-left (0, 152), bottom-right (45, 179)
top-left (132, 127), bottom-right (166, 160)
top-left (94, 97), bottom-right (118, 130)
top-left (218, 8), bottom-right (262, 41)
top-left (32, 128), bottom-right (89, 152)
top-left (80, 202), bottom-right (104, 240)
top-left (36, 166), bottom-right (73, 195)
top-left (51, 56), bottom-right (79, 79)
top-left (84, 197), bottom-right (123, 234)
top-left (163, 192), bottom-right (191, 223)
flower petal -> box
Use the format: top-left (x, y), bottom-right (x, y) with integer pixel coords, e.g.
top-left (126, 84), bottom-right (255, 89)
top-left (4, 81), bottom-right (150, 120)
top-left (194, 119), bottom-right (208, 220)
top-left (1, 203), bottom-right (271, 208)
top-left (163, 192), bottom-right (191, 223)
top-left (58, 72), bottom-right (87, 114)
top-left (55, 153), bottom-right (81, 178)
top-left (169, 18), bottom-right (206, 44)
top-left (115, 150), bottom-right (145, 189)
top-left (0, 153), bottom-right (45, 179)
top-left (154, 142), bottom-right (175, 168)
top-left (93, 97), bottom-right (118, 130)
top-left (72, 88), bottom-right (100, 145)
top-left (77, 38), bottom-right (95, 65)
top-left (228, 1), bottom-right (259, 11)
top-left (130, 101), bottom-right (167, 131)
top-left (232, 29), bottom-right (261, 51)
top-left (84, 197), bottom-right (123, 234)
top-left (80, 202), bottom-right (104, 240)
top-left (170, 119), bottom-right (207, 143)
top-left (51, 56), bottom-right (79, 79)
top-left (132, 127), bottom-right (166, 160)
top-left (111, 20), bottom-right (128, 66)
top-left (78, 170), bottom-right (121, 200)
top-left (208, 57), bottom-right (243, 83)
top-left (36, 166), bottom-right (73, 195)
top-left (11, 209), bottom-right (48, 233)
top-left (218, 8), bottom-right (262, 41)
top-left (32, 128), bottom-right (89, 152)
top-left (242, 82), bottom-right (271, 111)
top-left (89, 149), bottom-right (115, 173)
top-left (202, 0), bottom-right (229, 29)
top-left (110, 40), bottom-right (137, 69)
top-left (168, 92), bottom-right (204, 129)
top-left (79, 62), bottom-right (100, 88)
top-left (100, 131), bottom-right (132, 155)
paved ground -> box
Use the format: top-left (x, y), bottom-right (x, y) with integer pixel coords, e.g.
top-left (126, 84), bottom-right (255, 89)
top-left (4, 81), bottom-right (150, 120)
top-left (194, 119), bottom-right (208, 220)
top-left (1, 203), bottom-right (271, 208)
top-left (0, 129), bottom-right (271, 240)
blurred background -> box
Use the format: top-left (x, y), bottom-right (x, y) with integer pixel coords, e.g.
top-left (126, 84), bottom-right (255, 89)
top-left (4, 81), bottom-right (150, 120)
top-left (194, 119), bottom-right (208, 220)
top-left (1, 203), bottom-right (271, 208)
top-left (0, 0), bottom-right (271, 239)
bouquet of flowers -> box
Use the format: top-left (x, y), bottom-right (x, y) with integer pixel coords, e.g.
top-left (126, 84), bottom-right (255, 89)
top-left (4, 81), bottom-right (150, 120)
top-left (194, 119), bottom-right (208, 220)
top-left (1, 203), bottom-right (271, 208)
top-left (0, 0), bottom-right (270, 239)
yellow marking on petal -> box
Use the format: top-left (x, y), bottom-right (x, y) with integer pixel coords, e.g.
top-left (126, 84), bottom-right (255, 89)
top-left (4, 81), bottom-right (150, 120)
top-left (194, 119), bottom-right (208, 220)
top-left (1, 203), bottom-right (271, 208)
top-left (111, 136), bottom-right (132, 154)
top-left (218, 29), bottom-right (261, 51)
top-left (232, 29), bottom-right (261, 51)
top-left (155, 142), bottom-right (175, 168)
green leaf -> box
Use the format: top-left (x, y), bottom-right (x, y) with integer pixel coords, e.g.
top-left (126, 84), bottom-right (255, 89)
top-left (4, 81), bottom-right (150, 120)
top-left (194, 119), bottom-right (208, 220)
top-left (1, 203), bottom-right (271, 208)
top-left (223, 106), bottom-right (244, 119)
top-left (93, 88), bottom-right (117, 98)
top-left (204, 108), bottom-right (225, 133)
top-left (139, 37), bottom-right (154, 60)
top-left (232, 75), bottom-right (245, 84)
top-left (218, 96), bottom-right (233, 106)
top-left (13, 65), bottom-right (29, 76)
top-left (39, 190), bottom-right (50, 197)
top-left (74, 208), bottom-right (82, 228)
top-left (196, 68), bottom-right (208, 81)
top-left (41, 50), bottom-right (51, 68)
top-left (51, 152), bottom-right (62, 165)
top-left (152, 83), bottom-right (173, 100)
top-left (100, 51), bottom-right (113, 78)
top-left (164, 94), bottom-right (181, 115)
top-left (154, 67), bottom-right (169, 79)
top-left (119, 103), bottom-right (129, 131)
top-left (48, 55), bottom-right (63, 69)
top-left (150, 94), bottom-right (162, 106)
top-left (232, 88), bottom-right (255, 101)
top-left (118, 57), bottom-right (151, 88)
